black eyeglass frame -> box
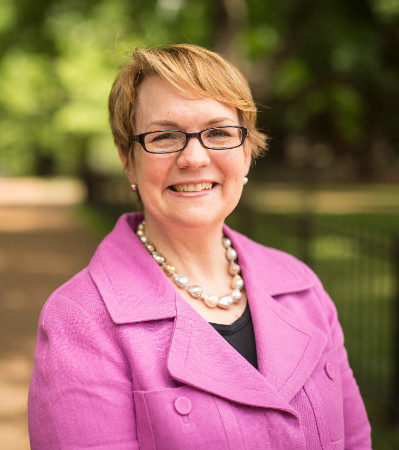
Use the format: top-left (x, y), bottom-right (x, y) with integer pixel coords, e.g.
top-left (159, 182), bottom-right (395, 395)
top-left (129, 126), bottom-right (248, 154)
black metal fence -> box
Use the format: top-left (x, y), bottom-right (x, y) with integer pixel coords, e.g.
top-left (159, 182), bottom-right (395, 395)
top-left (230, 207), bottom-right (399, 419)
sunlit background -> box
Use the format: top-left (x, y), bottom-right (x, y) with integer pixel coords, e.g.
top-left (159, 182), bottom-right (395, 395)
top-left (1, 0), bottom-right (399, 448)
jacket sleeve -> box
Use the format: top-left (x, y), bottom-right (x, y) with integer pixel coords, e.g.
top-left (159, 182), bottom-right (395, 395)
top-left (28, 294), bottom-right (139, 450)
top-left (311, 273), bottom-right (372, 449)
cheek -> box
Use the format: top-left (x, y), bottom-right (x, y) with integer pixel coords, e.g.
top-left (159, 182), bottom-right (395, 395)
top-left (136, 157), bottom-right (173, 188)
top-left (130, 154), bottom-right (150, 183)
top-left (222, 152), bottom-right (248, 178)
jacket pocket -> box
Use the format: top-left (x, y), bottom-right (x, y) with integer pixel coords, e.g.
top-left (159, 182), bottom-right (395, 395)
top-left (304, 349), bottom-right (344, 445)
top-left (133, 386), bottom-right (237, 450)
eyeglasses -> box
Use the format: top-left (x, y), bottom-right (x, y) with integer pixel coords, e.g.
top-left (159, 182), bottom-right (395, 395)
top-left (130, 126), bottom-right (248, 154)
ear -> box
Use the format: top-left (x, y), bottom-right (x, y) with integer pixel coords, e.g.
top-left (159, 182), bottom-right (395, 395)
top-left (243, 143), bottom-right (252, 177)
top-left (117, 145), bottom-right (128, 167)
top-left (118, 146), bottom-right (137, 182)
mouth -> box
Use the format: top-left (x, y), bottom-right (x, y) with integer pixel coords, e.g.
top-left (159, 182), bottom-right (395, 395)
top-left (170, 182), bottom-right (215, 192)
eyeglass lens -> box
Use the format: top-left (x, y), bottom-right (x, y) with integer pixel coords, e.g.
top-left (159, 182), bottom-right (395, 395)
top-left (144, 127), bottom-right (244, 153)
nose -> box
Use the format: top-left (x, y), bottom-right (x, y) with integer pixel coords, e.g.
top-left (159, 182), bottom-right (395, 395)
top-left (176, 136), bottom-right (211, 169)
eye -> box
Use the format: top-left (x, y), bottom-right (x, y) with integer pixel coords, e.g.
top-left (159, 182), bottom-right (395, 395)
top-left (150, 132), bottom-right (179, 143)
top-left (205, 128), bottom-right (232, 139)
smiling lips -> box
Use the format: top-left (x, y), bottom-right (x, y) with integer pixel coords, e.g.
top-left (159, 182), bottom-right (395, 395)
top-left (171, 182), bottom-right (214, 192)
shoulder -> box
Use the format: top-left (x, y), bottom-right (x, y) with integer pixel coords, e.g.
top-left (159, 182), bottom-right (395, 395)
top-left (226, 226), bottom-right (336, 321)
top-left (39, 266), bottom-right (110, 334)
top-left (39, 212), bottom-right (144, 325)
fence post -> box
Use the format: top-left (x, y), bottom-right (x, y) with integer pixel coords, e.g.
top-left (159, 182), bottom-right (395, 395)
top-left (390, 232), bottom-right (399, 422)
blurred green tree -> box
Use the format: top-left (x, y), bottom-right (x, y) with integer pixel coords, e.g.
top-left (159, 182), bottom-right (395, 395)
top-left (0, 0), bottom-right (398, 180)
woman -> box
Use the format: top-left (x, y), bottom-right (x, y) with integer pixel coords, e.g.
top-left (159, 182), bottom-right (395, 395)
top-left (28, 44), bottom-right (371, 449)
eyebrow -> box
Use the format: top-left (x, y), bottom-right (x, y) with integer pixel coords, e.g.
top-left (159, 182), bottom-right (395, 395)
top-left (147, 117), bottom-right (236, 129)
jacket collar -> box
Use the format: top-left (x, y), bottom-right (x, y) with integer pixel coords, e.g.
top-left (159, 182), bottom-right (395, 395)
top-left (88, 213), bottom-right (314, 324)
top-left (89, 213), bottom-right (326, 408)
top-left (89, 213), bottom-right (177, 324)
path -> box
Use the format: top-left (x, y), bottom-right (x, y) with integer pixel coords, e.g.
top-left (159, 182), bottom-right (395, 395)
top-left (0, 198), bottom-right (100, 449)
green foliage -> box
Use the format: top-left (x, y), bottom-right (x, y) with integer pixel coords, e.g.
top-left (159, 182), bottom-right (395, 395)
top-left (0, 0), bottom-right (398, 177)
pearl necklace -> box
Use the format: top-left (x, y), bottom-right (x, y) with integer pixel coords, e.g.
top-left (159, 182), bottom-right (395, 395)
top-left (136, 221), bottom-right (244, 309)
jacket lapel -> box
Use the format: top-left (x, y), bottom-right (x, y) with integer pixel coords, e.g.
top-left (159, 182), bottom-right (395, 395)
top-left (89, 214), bottom-right (327, 412)
top-left (167, 278), bottom-right (326, 411)
top-left (247, 288), bottom-right (327, 402)
top-left (88, 213), bottom-right (177, 324)
top-left (168, 295), bottom-right (297, 414)
top-left (229, 226), bottom-right (327, 402)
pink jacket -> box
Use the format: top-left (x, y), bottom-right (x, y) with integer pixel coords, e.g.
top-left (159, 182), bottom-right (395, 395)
top-left (28, 213), bottom-right (371, 449)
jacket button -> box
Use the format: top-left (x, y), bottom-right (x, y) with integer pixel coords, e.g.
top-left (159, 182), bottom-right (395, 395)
top-left (325, 362), bottom-right (335, 380)
top-left (174, 396), bottom-right (192, 415)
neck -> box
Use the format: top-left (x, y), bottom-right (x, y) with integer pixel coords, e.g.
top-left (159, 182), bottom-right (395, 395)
top-left (143, 215), bottom-right (226, 279)
top-left (137, 215), bottom-right (244, 310)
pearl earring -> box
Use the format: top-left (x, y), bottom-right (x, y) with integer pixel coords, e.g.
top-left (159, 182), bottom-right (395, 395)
top-left (243, 177), bottom-right (248, 185)
top-left (130, 183), bottom-right (137, 192)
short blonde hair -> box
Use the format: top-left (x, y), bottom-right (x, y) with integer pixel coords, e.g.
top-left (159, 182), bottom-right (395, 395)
top-left (109, 44), bottom-right (268, 160)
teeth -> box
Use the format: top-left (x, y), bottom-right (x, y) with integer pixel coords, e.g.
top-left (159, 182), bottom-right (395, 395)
top-left (173, 183), bottom-right (213, 192)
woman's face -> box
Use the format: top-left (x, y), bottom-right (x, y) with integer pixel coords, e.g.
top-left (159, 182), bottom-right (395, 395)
top-left (121, 76), bottom-right (251, 232)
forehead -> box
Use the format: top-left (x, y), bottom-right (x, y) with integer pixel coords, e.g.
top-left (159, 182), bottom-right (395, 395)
top-left (134, 76), bottom-right (238, 130)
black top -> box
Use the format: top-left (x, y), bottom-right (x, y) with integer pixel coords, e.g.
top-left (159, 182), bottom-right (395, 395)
top-left (210, 302), bottom-right (258, 369)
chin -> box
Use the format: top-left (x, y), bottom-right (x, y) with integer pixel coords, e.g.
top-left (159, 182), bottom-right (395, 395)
top-left (169, 204), bottom-right (236, 230)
